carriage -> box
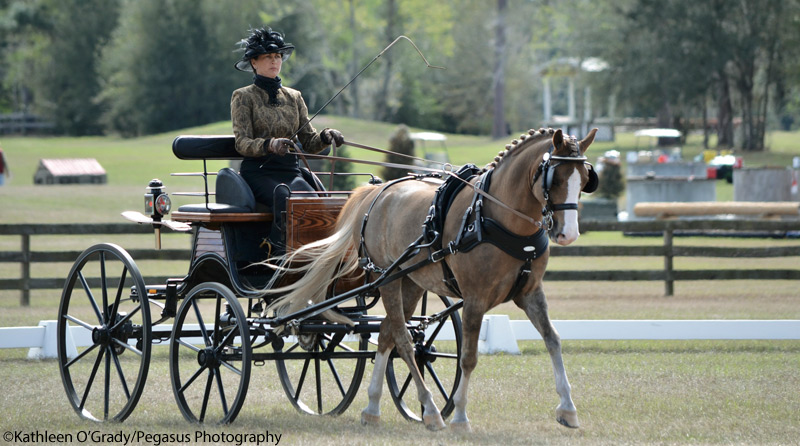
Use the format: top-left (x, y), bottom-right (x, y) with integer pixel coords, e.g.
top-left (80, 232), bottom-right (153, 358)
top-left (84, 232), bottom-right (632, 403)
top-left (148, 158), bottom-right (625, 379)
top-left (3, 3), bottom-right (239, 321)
top-left (58, 127), bottom-right (598, 431)
top-left (56, 135), bottom-right (463, 424)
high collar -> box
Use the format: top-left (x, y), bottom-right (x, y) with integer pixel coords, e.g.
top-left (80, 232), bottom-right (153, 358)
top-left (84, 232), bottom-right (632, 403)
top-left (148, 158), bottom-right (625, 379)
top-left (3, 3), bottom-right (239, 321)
top-left (253, 75), bottom-right (282, 105)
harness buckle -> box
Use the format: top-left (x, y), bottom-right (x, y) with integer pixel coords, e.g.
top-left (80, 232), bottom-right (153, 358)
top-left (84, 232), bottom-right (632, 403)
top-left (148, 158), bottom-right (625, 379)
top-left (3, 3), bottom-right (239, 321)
top-left (430, 241), bottom-right (456, 263)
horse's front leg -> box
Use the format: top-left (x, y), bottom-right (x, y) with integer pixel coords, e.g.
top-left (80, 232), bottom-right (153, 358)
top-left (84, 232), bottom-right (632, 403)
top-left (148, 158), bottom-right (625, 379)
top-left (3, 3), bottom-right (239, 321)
top-left (449, 300), bottom-right (485, 433)
top-left (515, 286), bottom-right (579, 428)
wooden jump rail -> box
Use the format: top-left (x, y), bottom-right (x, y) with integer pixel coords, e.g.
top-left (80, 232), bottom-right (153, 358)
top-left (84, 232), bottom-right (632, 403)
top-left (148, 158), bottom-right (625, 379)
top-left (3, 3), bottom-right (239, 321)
top-left (635, 201), bottom-right (800, 219)
top-left (1, 219), bottom-right (798, 304)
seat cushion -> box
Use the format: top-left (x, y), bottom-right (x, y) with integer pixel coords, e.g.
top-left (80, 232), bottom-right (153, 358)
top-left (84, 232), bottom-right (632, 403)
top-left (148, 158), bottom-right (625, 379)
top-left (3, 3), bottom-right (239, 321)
top-left (176, 203), bottom-right (253, 213)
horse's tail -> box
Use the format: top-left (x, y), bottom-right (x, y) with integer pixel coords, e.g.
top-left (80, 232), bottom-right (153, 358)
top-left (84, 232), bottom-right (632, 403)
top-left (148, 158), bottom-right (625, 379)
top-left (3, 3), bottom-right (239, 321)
top-left (263, 186), bottom-right (377, 327)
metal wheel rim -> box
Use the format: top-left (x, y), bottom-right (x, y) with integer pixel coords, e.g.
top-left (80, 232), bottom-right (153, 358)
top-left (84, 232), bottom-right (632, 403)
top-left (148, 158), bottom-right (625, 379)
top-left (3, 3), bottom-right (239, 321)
top-left (386, 293), bottom-right (463, 422)
top-left (275, 328), bottom-right (369, 416)
top-left (57, 243), bottom-right (151, 422)
top-left (169, 282), bottom-right (252, 424)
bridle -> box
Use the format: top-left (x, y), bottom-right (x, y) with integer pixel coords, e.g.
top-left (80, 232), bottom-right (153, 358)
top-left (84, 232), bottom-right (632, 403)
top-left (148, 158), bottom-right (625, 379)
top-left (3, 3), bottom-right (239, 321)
top-left (531, 145), bottom-right (596, 231)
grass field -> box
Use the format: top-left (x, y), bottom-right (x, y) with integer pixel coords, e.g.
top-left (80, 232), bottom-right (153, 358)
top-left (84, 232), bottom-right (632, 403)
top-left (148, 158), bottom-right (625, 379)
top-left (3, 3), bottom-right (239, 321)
top-left (1, 341), bottom-right (798, 445)
top-left (1, 122), bottom-right (800, 444)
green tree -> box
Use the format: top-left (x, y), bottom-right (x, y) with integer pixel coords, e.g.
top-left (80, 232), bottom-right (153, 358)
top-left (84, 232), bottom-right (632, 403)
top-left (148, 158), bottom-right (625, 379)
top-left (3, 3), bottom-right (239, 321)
top-left (30, 0), bottom-right (120, 135)
top-left (99, 0), bottom-right (265, 136)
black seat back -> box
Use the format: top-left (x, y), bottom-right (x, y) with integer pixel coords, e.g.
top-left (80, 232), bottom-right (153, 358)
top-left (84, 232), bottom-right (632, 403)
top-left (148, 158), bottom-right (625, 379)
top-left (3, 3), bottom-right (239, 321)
top-left (173, 135), bottom-right (239, 160)
top-left (216, 167), bottom-right (256, 212)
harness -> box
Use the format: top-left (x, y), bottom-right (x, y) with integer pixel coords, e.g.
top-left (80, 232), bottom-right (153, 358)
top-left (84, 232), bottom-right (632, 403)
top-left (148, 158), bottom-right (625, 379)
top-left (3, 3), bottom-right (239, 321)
top-left (358, 164), bottom-right (548, 303)
top-left (355, 144), bottom-right (594, 304)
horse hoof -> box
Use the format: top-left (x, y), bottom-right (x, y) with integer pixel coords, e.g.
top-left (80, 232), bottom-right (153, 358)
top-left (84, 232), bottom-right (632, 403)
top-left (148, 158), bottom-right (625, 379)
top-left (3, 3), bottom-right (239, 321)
top-left (555, 408), bottom-right (579, 429)
top-left (450, 420), bottom-right (472, 433)
top-left (361, 410), bottom-right (380, 426)
top-left (423, 413), bottom-right (447, 431)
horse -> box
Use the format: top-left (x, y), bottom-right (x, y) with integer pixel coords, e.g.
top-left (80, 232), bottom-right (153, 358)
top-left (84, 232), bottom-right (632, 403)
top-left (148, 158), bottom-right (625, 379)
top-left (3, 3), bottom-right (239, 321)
top-left (264, 127), bottom-right (599, 432)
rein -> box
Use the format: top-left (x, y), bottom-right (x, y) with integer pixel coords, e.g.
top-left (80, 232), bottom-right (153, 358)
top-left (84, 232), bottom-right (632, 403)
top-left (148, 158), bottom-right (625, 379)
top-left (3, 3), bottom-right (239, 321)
top-left (302, 141), bottom-right (544, 229)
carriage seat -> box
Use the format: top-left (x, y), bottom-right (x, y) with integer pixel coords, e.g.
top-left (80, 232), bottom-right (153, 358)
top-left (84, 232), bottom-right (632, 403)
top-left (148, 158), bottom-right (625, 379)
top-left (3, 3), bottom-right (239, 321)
top-left (171, 136), bottom-right (272, 223)
top-left (176, 167), bottom-right (267, 214)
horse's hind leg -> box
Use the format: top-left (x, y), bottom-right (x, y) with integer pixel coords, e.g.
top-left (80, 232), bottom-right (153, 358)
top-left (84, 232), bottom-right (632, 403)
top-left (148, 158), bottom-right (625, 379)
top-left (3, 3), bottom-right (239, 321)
top-left (515, 286), bottom-right (579, 428)
top-left (362, 279), bottom-right (445, 430)
top-left (361, 324), bottom-right (393, 426)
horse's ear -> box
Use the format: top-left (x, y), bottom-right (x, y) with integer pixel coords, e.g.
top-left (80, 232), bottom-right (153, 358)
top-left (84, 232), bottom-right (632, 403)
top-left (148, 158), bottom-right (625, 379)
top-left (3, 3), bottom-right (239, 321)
top-left (579, 128), bottom-right (598, 154)
top-left (552, 129), bottom-right (564, 149)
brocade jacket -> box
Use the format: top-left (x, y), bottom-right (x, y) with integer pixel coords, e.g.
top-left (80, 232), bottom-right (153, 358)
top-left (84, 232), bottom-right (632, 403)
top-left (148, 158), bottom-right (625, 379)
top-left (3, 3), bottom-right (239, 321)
top-left (231, 84), bottom-right (326, 171)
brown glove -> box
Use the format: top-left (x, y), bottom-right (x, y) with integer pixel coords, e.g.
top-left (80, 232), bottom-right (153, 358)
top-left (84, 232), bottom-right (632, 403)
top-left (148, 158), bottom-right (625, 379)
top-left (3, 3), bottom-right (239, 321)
top-left (266, 138), bottom-right (298, 156)
top-left (321, 128), bottom-right (344, 147)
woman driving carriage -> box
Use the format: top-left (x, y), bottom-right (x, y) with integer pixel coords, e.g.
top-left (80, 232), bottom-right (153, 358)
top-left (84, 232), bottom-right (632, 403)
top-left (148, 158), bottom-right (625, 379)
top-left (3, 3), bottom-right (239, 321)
top-left (231, 26), bottom-right (345, 254)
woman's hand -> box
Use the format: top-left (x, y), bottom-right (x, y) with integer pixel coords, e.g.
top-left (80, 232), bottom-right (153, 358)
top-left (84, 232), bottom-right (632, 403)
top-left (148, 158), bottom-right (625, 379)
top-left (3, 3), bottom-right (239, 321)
top-left (267, 138), bottom-right (298, 156)
top-left (321, 128), bottom-right (345, 147)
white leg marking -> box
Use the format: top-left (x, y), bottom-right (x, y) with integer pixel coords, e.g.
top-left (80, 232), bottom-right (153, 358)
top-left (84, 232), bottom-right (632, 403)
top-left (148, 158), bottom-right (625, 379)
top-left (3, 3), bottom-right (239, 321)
top-left (451, 373), bottom-right (470, 424)
top-left (363, 350), bottom-right (390, 418)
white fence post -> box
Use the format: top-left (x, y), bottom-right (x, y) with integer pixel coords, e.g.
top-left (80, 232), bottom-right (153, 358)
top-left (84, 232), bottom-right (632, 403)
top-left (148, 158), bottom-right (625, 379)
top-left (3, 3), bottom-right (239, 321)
top-left (26, 320), bottom-right (77, 359)
top-left (478, 315), bottom-right (520, 355)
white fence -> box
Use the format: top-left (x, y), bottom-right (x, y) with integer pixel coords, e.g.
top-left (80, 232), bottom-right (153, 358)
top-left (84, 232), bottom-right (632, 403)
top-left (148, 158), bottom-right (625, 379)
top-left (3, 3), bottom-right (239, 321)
top-left (3, 316), bottom-right (799, 359)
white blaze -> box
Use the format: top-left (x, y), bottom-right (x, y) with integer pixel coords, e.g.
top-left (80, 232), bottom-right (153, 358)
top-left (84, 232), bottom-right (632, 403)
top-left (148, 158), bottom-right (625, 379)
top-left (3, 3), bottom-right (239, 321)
top-left (557, 169), bottom-right (582, 245)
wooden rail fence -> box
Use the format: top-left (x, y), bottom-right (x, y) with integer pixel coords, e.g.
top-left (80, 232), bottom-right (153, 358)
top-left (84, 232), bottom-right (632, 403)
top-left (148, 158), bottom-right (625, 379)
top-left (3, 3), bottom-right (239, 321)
top-left (1, 220), bottom-right (798, 305)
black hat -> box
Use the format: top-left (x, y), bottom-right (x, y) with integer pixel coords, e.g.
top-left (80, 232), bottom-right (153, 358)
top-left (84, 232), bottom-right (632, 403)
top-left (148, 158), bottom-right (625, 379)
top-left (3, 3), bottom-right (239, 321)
top-left (234, 27), bottom-right (295, 72)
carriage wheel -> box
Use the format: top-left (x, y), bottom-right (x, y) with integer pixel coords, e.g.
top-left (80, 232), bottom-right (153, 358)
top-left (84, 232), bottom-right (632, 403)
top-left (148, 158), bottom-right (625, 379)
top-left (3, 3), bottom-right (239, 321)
top-left (169, 282), bottom-right (251, 424)
top-left (386, 293), bottom-right (463, 422)
top-left (57, 243), bottom-right (152, 422)
top-left (275, 322), bottom-right (369, 416)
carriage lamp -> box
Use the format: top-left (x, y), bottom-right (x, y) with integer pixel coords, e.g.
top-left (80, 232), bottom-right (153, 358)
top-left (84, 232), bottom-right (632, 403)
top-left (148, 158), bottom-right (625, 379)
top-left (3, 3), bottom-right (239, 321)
top-left (144, 179), bottom-right (171, 219)
top-left (144, 179), bottom-right (171, 250)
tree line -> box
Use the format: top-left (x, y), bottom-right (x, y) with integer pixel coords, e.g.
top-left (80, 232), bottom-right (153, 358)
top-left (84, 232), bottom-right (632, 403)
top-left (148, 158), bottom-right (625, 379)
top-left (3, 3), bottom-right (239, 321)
top-left (1, 0), bottom-right (799, 151)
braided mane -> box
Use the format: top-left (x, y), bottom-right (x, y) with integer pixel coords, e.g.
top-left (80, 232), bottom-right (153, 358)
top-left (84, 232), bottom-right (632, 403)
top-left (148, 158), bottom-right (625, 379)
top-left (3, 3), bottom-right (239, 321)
top-left (484, 127), bottom-right (563, 171)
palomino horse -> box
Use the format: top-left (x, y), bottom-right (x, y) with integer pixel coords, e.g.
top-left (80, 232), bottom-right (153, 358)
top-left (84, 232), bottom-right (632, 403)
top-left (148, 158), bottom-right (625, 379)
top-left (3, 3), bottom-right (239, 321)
top-left (265, 128), bottom-right (598, 431)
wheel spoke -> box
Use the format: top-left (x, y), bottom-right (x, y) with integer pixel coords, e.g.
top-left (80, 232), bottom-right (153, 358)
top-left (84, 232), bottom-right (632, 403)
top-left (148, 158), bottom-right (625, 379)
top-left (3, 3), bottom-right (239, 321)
top-left (64, 342), bottom-right (99, 369)
top-left (78, 271), bottom-right (104, 324)
top-left (199, 370), bottom-right (214, 423)
top-left (64, 314), bottom-right (98, 332)
top-left (179, 364), bottom-right (208, 394)
top-left (215, 326), bottom-right (239, 352)
top-left (425, 362), bottom-right (449, 400)
top-left (111, 338), bottom-right (142, 357)
top-left (113, 265), bottom-right (128, 314)
top-left (213, 296), bottom-right (222, 347)
top-left (219, 360), bottom-right (242, 376)
top-left (176, 338), bottom-right (202, 353)
top-left (192, 300), bottom-right (211, 347)
top-left (110, 347), bottom-right (131, 400)
top-left (315, 356), bottom-right (323, 413)
top-left (108, 305), bottom-right (140, 332)
top-left (327, 358), bottom-right (346, 397)
top-left (104, 345), bottom-right (111, 420)
top-left (100, 252), bottom-right (109, 325)
top-left (424, 319), bottom-right (448, 349)
top-left (214, 368), bottom-right (229, 415)
top-left (397, 372), bottom-right (412, 400)
top-left (79, 347), bottom-right (106, 410)
top-left (294, 358), bottom-right (311, 400)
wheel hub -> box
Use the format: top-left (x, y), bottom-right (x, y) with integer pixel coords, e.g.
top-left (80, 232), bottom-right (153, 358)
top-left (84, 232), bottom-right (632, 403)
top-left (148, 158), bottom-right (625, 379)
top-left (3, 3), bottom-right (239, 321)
top-left (415, 343), bottom-right (437, 363)
top-left (197, 347), bottom-right (220, 368)
top-left (92, 326), bottom-right (111, 346)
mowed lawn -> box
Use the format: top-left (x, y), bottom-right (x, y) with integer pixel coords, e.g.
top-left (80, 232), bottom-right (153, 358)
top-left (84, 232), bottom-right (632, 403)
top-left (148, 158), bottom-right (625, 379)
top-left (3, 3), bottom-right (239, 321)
top-left (0, 340), bottom-right (798, 445)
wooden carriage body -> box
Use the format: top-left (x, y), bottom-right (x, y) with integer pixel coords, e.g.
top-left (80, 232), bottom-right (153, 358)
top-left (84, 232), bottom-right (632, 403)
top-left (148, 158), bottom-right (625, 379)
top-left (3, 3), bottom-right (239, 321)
top-left (169, 135), bottom-right (350, 296)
